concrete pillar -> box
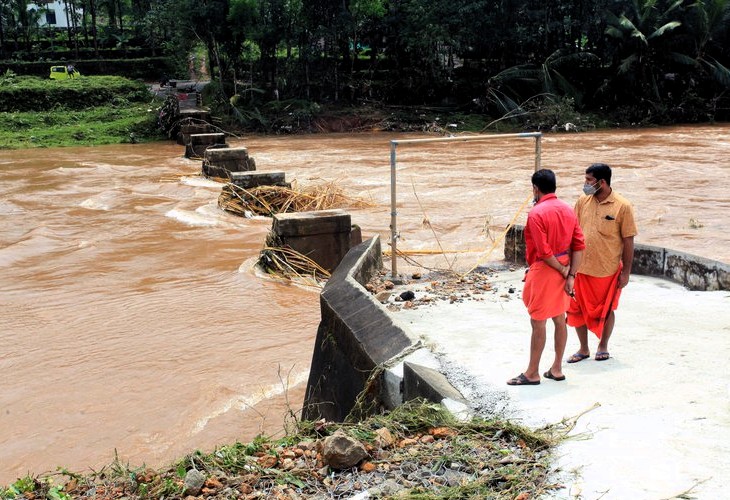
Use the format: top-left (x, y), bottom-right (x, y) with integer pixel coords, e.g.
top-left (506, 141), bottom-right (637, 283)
top-left (202, 147), bottom-right (256, 178)
top-left (178, 109), bottom-right (210, 122)
top-left (185, 133), bottom-right (227, 159)
top-left (272, 210), bottom-right (359, 273)
top-left (230, 171), bottom-right (290, 189)
top-left (178, 122), bottom-right (212, 146)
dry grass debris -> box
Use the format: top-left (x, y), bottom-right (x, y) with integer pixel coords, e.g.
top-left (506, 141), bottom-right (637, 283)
top-left (218, 180), bottom-right (373, 218)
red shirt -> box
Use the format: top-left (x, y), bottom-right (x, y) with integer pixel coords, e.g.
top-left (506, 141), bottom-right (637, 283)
top-left (525, 193), bottom-right (585, 266)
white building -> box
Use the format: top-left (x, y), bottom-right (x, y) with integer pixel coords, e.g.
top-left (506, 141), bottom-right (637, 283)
top-left (27, 1), bottom-right (82, 29)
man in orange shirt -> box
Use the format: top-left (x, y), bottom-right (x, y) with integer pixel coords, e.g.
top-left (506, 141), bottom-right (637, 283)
top-left (508, 169), bottom-right (585, 385)
top-left (567, 163), bottom-right (638, 362)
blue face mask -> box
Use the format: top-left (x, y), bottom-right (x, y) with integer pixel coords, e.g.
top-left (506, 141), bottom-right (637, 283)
top-left (583, 181), bottom-right (599, 195)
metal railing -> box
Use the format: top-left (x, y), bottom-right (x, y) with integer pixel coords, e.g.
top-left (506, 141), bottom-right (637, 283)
top-left (389, 132), bottom-right (542, 277)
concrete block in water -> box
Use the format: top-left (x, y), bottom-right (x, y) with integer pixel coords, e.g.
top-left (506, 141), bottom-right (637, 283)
top-left (178, 122), bottom-right (211, 146)
top-left (230, 171), bottom-right (289, 189)
top-left (178, 109), bottom-right (211, 122)
top-left (273, 210), bottom-right (356, 272)
top-left (184, 133), bottom-right (227, 158)
top-left (202, 147), bottom-right (256, 178)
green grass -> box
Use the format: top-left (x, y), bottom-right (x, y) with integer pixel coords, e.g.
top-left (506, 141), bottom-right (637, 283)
top-left (0, 72), bottom-right (166, 148)
top-left (0, 104), bottom-right (165, 149)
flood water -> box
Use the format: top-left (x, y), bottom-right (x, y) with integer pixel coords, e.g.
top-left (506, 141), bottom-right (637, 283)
top-left (1, 124), bottom-right (729, 483)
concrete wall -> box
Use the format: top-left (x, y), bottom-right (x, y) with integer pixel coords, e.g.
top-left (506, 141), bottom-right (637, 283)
top-left (302, 236), bottom-right (468, 423)
top-left (505, 224), bottom-right (729, 291)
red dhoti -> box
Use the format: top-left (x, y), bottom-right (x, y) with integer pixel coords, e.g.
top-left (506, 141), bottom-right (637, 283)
top-left (522, 256), bottom-right (571, 321)
top-left (567, 265), bottom-right (623, 339)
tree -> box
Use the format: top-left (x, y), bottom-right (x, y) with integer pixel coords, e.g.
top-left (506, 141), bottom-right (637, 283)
top-left (684, 0), bottom-right (730, 86)
top-left (604, 0), bottom-right (687, 102)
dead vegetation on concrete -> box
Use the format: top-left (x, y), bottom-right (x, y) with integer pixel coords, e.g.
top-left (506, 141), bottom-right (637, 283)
top-left (218, 180), bottom-right (372, 218)
top-left (1, 400), bottom-right (571, 499)
top-left (365, 268), bottom-right (520, 311)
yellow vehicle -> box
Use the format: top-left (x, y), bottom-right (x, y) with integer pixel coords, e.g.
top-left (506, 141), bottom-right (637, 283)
top-left (50, 65), bottom-right (81, 80)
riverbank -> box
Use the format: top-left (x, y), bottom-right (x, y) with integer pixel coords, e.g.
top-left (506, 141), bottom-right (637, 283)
top-left (0, 401), bottom-right (567, 499)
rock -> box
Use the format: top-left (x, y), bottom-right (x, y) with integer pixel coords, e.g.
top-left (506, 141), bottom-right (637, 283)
top-left (373, 427), bottom-right (396, 449)
top-left (368, 479), bottom-right (405, 497)
top-left (399, 290), bottom-right (415, 301)
top-left (257, 454), bottom-right (278, 468)
top-left (375, 291), bottom-right (392, 303)
top-left (411, 272), bottom-right (422, 279)
top-left (322, 430), bottom-right (369, 469)
top-left (429, 427), bottom-right (457, 439)
top-left (359, 461), bottom-right (376, 472)
top-left (204, 477), bottom-right (224, 490)
top-left (183, 469), bottom-right (206, 496)
top-left (398, 437), bottom-right (418, 447)
top-left (384, 280), bottom-right (394, 289)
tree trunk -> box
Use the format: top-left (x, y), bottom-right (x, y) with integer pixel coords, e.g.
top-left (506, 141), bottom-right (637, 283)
top-left (89, 0), bottom-right (98, 56)
top-left (70, 0), bottom-right (79, 58)
top-left (63, 0), bottom-right (73, 49)
top-left (117, 0), bottom-right (123, 32)
top-left (0, 9), bottom-right (5, 59)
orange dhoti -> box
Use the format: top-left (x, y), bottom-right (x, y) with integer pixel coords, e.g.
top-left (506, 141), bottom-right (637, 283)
top-left (567, 265), bottom-right (623, 339)
top-left (522, 256), bottom-right (571, 321)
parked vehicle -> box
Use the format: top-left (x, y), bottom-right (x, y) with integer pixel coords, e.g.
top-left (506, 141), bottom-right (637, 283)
top-left (50, 65), bottom-right (81, 80)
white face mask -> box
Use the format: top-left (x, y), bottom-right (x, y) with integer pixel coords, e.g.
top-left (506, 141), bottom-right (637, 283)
top-left (583, 181), bottom-right (599, 195)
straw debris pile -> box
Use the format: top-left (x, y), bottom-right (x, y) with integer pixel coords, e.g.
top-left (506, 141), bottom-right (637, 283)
top-left (218, 180), bottom-right (372, 218)
top-left (258, 232), bottom-right (331, 284)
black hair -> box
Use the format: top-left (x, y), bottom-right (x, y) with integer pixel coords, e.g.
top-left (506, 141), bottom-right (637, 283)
top-left (531, 169), bottom-right (556, 194)
top-left (586, 163), bottom-right (612, 186)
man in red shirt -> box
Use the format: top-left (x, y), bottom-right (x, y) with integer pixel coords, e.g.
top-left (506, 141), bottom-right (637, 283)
top-left (508, 169), bottom-right (585, 385)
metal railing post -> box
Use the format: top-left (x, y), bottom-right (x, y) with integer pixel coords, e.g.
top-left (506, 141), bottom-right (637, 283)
top-left (390, 141), bottom-right (398, 278)
top-left (388, 132), bottom-right (542, 279)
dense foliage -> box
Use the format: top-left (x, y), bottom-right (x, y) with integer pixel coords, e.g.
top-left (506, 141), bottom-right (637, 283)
top-left (1, 0), bottom-right (729, 127)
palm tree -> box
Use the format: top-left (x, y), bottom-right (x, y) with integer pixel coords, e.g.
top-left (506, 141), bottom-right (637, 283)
top-left (685, 0), bottom-right (730, 86)
top-left (489, 49), bottom-right (600, 107)
top-left (604, 0), bottom-right (687, 102)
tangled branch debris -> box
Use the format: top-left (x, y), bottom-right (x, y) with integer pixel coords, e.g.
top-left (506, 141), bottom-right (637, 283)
top-left (218, 180), bottom-right (372, 218)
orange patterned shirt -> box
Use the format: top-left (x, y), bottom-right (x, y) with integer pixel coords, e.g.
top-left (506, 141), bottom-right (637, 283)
top-left (574, 190), bottom-right (638, 277)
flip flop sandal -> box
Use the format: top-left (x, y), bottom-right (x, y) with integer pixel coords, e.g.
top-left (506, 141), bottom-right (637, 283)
top-left (595, 351), bottom-right (610, 361)
top-left (544, 370), bottom-right (566, 381)
top-left (507, 373), bottom-right (540, 386)
top-left (567, 352), bottom-right (590, 363)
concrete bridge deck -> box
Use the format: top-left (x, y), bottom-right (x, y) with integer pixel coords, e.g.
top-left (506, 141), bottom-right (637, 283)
top-left (388, 268), bottom-right (730, 499)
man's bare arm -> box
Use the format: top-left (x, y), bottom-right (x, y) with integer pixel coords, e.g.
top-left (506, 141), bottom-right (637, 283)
top-left (618, 236), bottom-right (634, 288)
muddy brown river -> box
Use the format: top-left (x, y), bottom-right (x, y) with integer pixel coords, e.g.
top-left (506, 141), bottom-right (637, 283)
top-left (1, 125), bottom-right (728, 483)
